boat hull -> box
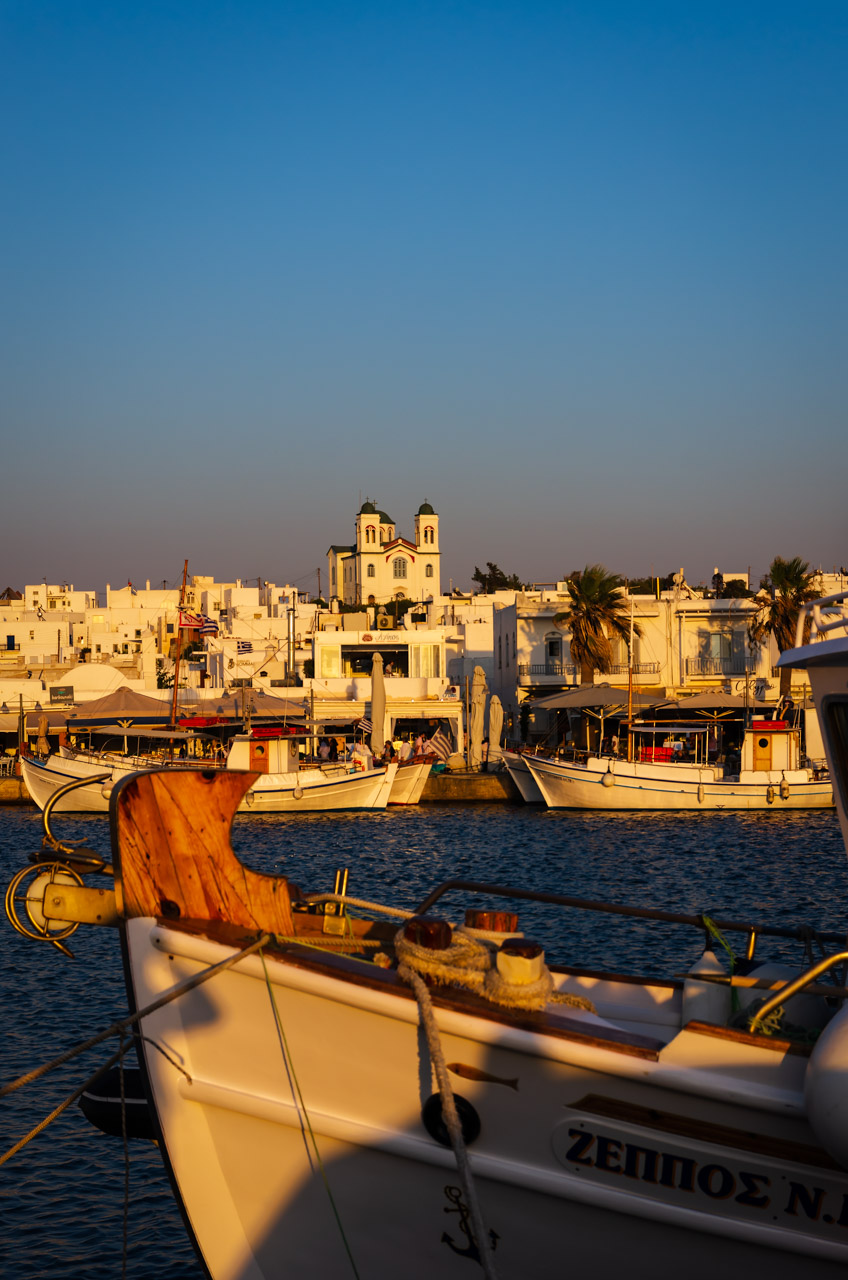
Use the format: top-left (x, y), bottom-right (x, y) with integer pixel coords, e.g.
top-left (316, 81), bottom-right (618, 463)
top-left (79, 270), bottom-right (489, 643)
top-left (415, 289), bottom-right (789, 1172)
top-left (239, 761), bottom-right (397, 811)
top-left (125, 918), bottom-right (848, 1280)
top-left (525, 755), bottom-right (834, 810)
top-left (502, 751), bottom-right (545, 803)
top-left (21, 752), bottom-right (396, 813)
top-left (388, 759), bottom-right (432, 804)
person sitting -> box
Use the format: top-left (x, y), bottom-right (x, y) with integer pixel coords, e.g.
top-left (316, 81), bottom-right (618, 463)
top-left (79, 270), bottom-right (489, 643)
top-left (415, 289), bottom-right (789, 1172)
top-left (328, 738), bottom-right (339, 762)
top-left (398, 735), bottom-right (413, 762)
top-left (318, 737), bottom-right (331, 761)
top-left (382, 739), bottom-right (396, 763)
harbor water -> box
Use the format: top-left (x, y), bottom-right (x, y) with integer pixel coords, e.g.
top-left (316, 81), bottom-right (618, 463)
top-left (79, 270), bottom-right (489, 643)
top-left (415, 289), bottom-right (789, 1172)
top-left (2, 802), bottom-right (846, 1278)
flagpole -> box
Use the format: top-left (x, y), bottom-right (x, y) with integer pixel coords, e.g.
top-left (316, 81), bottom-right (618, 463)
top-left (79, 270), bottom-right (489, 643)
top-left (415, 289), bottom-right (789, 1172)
top-left (170, 560), bottom-right (189, 730)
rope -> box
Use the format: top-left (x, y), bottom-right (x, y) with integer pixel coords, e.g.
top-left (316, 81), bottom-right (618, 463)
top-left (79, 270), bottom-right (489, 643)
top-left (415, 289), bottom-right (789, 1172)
top-left (302, 892), bottom-right (414, 920)
top-left (395, 926), bottom-right (492, 992)
top-left (397, 962), bottom-right (500, 1280)
top-left (0, 1045), bottom-right (126, 1167)
top-left (1, 932), bottom-right (270, 1099)
top-left (258, 949), bottom-right (361, 1278)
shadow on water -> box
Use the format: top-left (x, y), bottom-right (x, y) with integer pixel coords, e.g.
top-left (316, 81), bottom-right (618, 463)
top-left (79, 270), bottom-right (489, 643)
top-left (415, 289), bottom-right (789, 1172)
top-left (0, 804), bottom-right (844, 1277)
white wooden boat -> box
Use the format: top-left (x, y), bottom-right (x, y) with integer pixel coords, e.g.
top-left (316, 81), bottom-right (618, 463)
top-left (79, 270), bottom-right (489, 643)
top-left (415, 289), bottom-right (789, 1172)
top-left (524, 720), bottom-right (833, 810)
top-left (501, 749), bottom-right (545, 803)
top-left (387, 758), bottom-right (432, 805)
top-left (9, 593), bottom-right (848, 1278)
top-left (22, 731), bottom-right (396, 814)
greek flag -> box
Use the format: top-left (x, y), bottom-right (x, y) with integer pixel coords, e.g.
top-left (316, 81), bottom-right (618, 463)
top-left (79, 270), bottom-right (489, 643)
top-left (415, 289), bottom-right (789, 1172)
top-left (357, 717), bottom-right (372, 734)
top-left (199, 614), bottom-right (219, 636)
top-left (427, 725), bottom-right (453, 761)
top-left (237, 639), bottom-right (253, 653)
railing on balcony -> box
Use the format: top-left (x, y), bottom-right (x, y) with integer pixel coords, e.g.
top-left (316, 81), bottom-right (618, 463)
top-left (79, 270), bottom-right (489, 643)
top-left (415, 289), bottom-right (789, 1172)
top-left (685, 657), bottom-right (756, 677)
top-left (517, 663), bottom-right (578, 678)
top-left (608, 663), bottom-right (661, 676)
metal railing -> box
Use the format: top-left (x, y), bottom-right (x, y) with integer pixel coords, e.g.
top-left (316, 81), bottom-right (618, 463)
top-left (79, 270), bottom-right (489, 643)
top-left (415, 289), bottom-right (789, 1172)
top-left (685, 657), bottom-right (756, 677)
top-left (608, 662), bottom-right (660, 676)
top-left (517, 663), bottom-right (578, 678)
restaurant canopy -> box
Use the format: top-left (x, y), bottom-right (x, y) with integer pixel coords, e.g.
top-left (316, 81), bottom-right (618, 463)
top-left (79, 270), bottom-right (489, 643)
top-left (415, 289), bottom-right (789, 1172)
top-left (528, 685), bottom-right (666, 712)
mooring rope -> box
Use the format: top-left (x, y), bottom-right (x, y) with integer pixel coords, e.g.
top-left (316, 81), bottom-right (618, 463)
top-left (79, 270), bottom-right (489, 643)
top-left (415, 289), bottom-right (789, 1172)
top-left (397, 961), bottom-right (500, 1280)
top-left (0, 932), bottom-right (271, 1100)
top-left (258, 948), bottom-right (362, 1279)
top-left (0, 1045), bottom-right (127, 1168)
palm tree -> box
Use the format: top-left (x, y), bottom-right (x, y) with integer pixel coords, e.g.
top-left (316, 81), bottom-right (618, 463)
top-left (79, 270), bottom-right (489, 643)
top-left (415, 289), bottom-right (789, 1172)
top-left (554, 565), bottom-right (640, 685)
top-left (747, 557), bottom-right (821, 695)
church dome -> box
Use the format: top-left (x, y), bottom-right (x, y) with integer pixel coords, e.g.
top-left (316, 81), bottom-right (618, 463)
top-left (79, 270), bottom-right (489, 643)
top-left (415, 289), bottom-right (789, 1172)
top-left (417, 501), bottom-right (435, 515)
top-left (378, 510), bottom-right (394, 524)
top-left (359, 500), bottom-right (377, 514)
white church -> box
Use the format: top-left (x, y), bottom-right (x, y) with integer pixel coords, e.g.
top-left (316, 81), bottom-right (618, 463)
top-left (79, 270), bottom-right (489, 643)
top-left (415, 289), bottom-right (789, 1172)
top-left (327, 501), bottom-right (442, 607)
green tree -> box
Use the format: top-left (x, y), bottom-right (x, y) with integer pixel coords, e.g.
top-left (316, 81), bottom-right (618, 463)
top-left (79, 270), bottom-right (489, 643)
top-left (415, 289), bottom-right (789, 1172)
top-left (747, 557), bottom-right (821, 695)
top-left (472, 562), bottom-right (524, 593)
top-left (554, 565), bottom-right (641, 685)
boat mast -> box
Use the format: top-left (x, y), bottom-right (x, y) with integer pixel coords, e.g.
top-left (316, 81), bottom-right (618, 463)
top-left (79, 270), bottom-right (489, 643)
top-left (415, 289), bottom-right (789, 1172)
top-left (170, 560), bottom-right (189, 730)
top-left (626, 593), bottom-right (634, 762)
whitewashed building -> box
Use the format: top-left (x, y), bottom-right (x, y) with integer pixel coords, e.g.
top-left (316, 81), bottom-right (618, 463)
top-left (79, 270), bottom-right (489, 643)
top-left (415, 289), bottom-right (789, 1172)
top-left (328, 501), bottom-right (441, 607)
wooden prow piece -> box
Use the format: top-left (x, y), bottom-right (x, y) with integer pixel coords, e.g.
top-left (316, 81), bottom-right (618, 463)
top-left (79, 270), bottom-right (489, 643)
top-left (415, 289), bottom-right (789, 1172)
top-left (111, 769), bottom-right (295, 937)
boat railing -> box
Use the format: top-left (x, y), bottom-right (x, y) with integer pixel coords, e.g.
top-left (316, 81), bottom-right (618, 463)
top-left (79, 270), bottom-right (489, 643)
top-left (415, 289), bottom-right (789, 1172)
top-left (796, 589), bottom-right (848, 646)
top-left (413, 877), bottom-right (847, 959)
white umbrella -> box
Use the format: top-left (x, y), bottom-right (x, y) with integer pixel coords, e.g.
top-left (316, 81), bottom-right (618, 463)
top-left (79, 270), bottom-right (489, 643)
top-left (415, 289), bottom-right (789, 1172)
top-left (487, 694), bottom-right (504, 762)
top-left (370, 652), bottom-right (386, 756)
top-left (468, 665), bottom-right (487, 769)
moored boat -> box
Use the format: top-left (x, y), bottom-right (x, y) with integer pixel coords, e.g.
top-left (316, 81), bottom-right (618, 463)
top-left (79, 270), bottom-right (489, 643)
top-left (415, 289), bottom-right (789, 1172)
top-left (8, 591), bottom-right (848, 1278)
top-left (524, 719), bottom-right (833, 810)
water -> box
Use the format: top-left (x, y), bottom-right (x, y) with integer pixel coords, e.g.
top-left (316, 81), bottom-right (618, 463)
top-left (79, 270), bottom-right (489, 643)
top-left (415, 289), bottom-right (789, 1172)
top-left (2, 803), bottom-right (846, 1278)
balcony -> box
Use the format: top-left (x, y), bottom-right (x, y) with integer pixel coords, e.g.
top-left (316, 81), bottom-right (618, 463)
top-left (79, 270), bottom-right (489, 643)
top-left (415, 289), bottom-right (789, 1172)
top-left (608, 663), bottom-right (661, 677)
top-left (685, 657), bottom-right (755, 677)
top-left (517, 662), bottom-right (578, 686)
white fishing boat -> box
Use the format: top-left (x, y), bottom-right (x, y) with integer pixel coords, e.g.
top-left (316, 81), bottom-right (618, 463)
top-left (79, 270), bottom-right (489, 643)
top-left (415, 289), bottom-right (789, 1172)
top-left (387, 757), bottom-right (432, 805)
top-left (228, 730), bottom-right (396, 812)
top-left (524, 718), bottom-right (833, 810)
top-left (22, 729), bottom-right (396, 814)
top-left (20, 735), bottom-right (216, 814)
top-left (501, 748), bottom-right (545, 802)
top-left (8, 592), bottom-right (848, 1278)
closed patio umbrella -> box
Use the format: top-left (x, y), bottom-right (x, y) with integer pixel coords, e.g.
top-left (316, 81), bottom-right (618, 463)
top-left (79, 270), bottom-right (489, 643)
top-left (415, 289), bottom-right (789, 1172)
top-left (468, 665), bottom-right (487, 769)
top-left (488, 694), bottom-right (504, 763)
top-left (370, 652), bottom-right (386, 757)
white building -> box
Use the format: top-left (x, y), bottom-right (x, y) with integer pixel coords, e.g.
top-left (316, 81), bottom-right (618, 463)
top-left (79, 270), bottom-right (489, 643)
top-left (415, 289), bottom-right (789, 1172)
top-left (328, 501), bottom-right (441, 607)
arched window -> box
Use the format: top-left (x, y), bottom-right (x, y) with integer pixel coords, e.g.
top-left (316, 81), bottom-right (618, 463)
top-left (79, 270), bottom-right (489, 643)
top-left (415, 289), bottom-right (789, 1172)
top-left (392, 557), bottom-right (407, 580)
top-left (425, 564), bottom-right (433, 578)
top-left (424, 526), bottom-right (434, 544)
top-left (365, 525), bottom-right (375, 544)
top-left (367, 564), bottom-right (375, 578)
top-left (367, 594), bottom-right (375, 605)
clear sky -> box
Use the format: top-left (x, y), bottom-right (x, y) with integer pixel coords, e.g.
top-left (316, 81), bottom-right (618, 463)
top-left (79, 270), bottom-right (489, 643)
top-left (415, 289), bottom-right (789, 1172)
top-left (2, 1), bottom-right (845, 597)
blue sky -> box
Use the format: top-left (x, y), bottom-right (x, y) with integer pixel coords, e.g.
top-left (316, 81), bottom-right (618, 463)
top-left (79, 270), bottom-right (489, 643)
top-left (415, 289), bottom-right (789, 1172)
top-left (2, 1), bottom-right (845, 596)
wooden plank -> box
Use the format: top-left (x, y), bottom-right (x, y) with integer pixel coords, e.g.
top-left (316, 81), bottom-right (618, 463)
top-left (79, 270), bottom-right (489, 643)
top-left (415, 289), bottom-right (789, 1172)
top-left (113, 769), bottom-right (294, 936)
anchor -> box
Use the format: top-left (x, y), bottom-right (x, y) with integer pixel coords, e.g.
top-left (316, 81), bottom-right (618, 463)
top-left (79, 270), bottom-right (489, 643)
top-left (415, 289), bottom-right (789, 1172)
top-left (441, 1184), bottom-right (499, 1264)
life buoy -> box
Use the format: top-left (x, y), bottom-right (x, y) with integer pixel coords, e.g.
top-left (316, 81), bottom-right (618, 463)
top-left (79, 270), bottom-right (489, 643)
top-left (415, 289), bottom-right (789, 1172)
top-left (766, 785), bottom-right (775, 804)
top-left (601, 771), bottom-right (615, 788)
top-left (293, 785), bottom-right (304, 800)
top-left (779, 778), bottom-right (790, 800)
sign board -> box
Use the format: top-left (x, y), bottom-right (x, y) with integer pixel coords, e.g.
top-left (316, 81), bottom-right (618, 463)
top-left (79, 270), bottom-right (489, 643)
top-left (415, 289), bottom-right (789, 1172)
top-left (49, 686), bottom-right (74, 704)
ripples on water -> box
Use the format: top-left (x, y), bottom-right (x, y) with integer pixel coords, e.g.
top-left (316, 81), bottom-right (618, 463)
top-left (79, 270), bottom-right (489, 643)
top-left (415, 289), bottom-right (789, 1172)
top-left (1, 803), bottom-right (845, 1278)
